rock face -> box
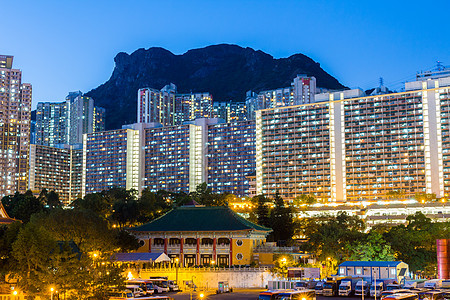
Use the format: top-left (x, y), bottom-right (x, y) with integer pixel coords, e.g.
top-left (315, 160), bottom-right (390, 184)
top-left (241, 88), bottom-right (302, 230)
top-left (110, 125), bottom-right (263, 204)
top-left (85, 44), bottom-right (346, 130)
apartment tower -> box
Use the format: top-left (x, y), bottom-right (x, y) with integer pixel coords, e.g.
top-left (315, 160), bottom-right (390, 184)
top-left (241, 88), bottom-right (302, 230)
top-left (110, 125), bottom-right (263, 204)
top-left (0, 55), bottom-right (32, 197)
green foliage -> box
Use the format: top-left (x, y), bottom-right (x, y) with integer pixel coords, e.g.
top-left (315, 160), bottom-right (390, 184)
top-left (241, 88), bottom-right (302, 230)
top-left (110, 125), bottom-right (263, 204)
top-left (1, 191), bottom-right (44, 223)
top-left (294, 194), bottom-right (317, 206)
top-left (384, 212), bottom-right (444, 275)
top-left (386, 190), bottom-right (405, 200)
top-left (270, 254), bottom-right (295, 278)
top-left (347, 231), bottom-right (395, 261)
top-left (71, 192), bottom-right (111, 219)
top-left (301, 212), bottom-right (365, 261)
top-left (269, 192), bottom-right (294, 243)
top-left (414, 193), bottom-right (437, 202)
top-left (136, 189), bottom-right (172, 223)
top-left (0, 222), bottom-right (22, 278)
top-left (189, 182), bottom-right (229, 206)
top-left (254, 195), bottom-right (271, 228)
top-left (10, 208), bottom-right (127, 299)
top-left (46, 190), bottom-right (62, 209)
top-left (113, 230), bottom-right (140, 252)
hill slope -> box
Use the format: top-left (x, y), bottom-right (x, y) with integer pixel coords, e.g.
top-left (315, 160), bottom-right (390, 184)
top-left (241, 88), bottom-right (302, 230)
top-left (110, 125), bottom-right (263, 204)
top-left (86, 44), bottom-right (345, 130)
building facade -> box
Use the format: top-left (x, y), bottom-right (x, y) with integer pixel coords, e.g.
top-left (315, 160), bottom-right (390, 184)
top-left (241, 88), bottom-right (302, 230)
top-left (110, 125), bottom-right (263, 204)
top-left (138, 84), bottom-right (212, 126)
top-left (0, 55), bottom-right (32, 197)
top-left (256, 76), bottom-right (450, 202)
top-left (143, 124), bottom-right (191, 193)
top-left (246, 75), bottom-right (317, 120)
top-left (131, 206), bottom-right (271, 267)
top-left (67, 94), bottom-right (105, 145)
top-left (212, 101), bottom-right (247, 122)
top-left (29, 144), bottom-right (82, 205)
top-left (175, 92), bottom-right (213, 123)
top-left (82, 128), bottom-right (140, 196)
top-left (35, 93), bottom-right (105, 147)
top-left (82, 119), bottom-right (256, 197)
top-left (35, 102), bottom-right (67, 147)
top-left (207, 120), bottom-right (256, 196)
top-left (337, 261), bottom-right (409, 283)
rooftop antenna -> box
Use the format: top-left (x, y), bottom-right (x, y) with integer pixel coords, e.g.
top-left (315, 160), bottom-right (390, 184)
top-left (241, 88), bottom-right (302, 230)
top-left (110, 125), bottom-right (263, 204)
top-left (436, 61), bottom-right (444, 71)
top-left (379, 77), bottom-right (384, 87)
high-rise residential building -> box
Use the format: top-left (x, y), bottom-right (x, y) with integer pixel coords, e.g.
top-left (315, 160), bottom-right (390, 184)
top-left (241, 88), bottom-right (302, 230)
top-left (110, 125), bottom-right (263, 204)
top-left (212, 101), bottom-right (247, 122)
top-left (82, 127), bottom-right (140, 196)
top-left (143, 124), bottom-right (191, 193)
top-left (246, 75), bottom-right (317, 120)
top-left (175, 92), bottom-right (213, 123)
top-left (67, 95), bottom-right (95, 144)
top-left (291, 75), bottom-right (317, 105)
top-left (29, 144), bottom-right (82, 206)
top-left (34, 94), bottom-right (105, 147)
top-left (0, 55), bottom-right (32, 197)
top-left (142, 119), bottom-right (216, 194)
top-left (138, 84), bottom-right (213, 126)
top-left (82, 118), bottom-right (256, 197)
top-left (207, 120), bottom-right (256, 196)
top-left (137, 85), bottom-right (177, 126)
top-left (67, 93), bottom-right (105, 145)
top-left (35, 102), bottom-right (67, 147)
top-left (93, 106), bottom-right (106, 133)
top-left (256, 76), bottom-right (450, 202)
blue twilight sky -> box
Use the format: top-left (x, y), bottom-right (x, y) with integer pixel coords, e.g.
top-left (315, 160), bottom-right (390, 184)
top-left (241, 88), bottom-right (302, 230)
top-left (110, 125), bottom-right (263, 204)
top-left (2, 0), bottom-right (450, 109)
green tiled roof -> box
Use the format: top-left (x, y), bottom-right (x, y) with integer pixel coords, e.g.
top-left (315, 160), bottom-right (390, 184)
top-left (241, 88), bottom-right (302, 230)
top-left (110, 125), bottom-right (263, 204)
top-left (130, 206), bottom-right (272, 233)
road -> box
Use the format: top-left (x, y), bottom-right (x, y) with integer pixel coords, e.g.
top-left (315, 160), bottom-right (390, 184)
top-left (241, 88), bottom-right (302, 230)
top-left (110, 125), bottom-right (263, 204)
top-left (169, 290), bottom-right (366, 300)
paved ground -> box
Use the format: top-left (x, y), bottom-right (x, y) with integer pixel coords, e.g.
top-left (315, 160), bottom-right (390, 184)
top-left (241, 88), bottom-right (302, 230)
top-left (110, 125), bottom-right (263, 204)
top-left (169, 290), bottom-right (365, 300)
top-left (169, 288), bottom-right (265, 300)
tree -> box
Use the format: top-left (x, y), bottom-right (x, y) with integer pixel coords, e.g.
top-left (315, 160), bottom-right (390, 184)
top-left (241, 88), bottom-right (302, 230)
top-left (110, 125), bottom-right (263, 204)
top-left (254, 195), bottom-right (271, 228)
top-left (71, 192), bottom-right (111, 219)
top-left (293, 194), bottom-right (317, 206)
top-left (12, 219), bottom-right (59, 295)
top-left (384, 212), bottom-right (443, 275)
top-left (46, 190), bottom-right (62, 209)
top-left (11, 209), bottom-right (129, 298)
top-left (1, 191), bottom-right (44, 223)
top-left (347, 231), bottom-right (395, 261)
top-left (269, 192), bottom-right (294, 243)
top-left (270, 254), bottom-right (295, 278)
top-left (386, 190), bottom-right (405, 201)
top-left (302, 212), bottom-right (365, 261)
top-left (0, 222), bottom-right (22, 278)
top-left (136, 189), bottom-right (172, 224)
top-left (189, 183), bottom-right (229, 206)
top-left (414, 193), bottom-right (437, 203)
top-left (111, 197), bottom-right (139, 228)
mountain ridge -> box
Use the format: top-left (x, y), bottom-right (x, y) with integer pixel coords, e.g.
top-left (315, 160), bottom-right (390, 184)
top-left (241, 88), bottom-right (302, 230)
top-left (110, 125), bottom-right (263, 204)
top-left (85, 44), bottom-right (346, 130)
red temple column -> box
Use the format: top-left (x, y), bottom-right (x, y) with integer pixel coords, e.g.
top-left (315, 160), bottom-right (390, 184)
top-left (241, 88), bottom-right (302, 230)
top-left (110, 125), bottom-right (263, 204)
top-left (213, 237), bottom-right (217, 264)
top-left (164, 238), bottom-right (168, 254)
top-left (197, 238), bottom-right (200, 266)
top-left (229, 237), bottom-right (233, 267)
top-left (180, 237), bottom-right (184, 267)
top-left (149, 238), bottom-right (152, 252)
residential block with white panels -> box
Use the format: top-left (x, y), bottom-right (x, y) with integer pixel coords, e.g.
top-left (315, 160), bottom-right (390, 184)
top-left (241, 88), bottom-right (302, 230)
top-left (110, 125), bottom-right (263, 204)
top-left (256, 76), bottom-right (450, 202)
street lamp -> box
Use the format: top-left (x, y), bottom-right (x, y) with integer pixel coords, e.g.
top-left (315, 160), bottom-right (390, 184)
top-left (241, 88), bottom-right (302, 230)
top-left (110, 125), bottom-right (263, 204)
top-left (374, 269), bottom-right (377, 300)
top-left (50, 287), bottom-right (54, 300)
top-left (175, 258), bottom-right (179, 285)
top-left (190, 276), bottom-right (197, 300)
top-left (326, 257), bottom-right (332, 277)
top-left (199, 292), bottom-right (205, 299)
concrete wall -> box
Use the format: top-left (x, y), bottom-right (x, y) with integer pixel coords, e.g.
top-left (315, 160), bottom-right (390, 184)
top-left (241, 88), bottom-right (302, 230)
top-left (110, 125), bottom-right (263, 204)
top-left (132, 267), bottom-right (279, 289)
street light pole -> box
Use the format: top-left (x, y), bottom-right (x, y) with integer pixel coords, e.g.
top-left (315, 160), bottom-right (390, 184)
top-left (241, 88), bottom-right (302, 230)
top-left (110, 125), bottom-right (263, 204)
top-left (190, 275), bottom-right (196, 300)
top-left (175, 258), bottom-right (179, 285)
top-left (362, 280), bottom-right (364, 300)
top-left (50, 287), bottom-right (54, 300)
